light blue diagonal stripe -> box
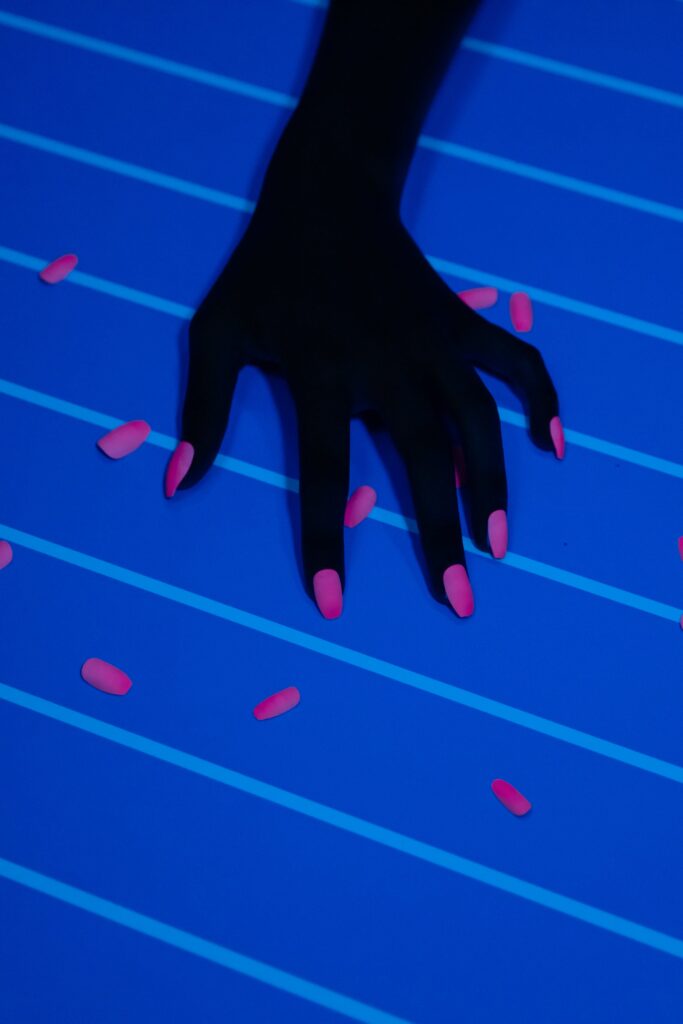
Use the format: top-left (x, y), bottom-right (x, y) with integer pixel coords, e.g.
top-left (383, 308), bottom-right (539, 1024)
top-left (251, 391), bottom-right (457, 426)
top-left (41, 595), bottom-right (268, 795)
top-left (0, 10), bottom-right (296, 109)
top-left (419, 135), bottom-right (683, 224)
top-left (0, 853), bottom-right (410, 1024)
top-left (1, 685), bottom-right (683, 958)
top-left (0, 123), bottom-right (255, 213)
top-left (1, 525), bottom-right (681, 780)
top-left (1, 10), bottom-right (682, 225)
top-left (461, 39), bottom-right (683, 110)
top-left (428, 256), bottom-right (683, 348)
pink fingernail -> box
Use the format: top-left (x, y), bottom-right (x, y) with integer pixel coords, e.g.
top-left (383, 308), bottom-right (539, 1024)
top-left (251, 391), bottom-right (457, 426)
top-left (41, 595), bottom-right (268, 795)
top-left (81, 657), bottom-right (132, 696)
top-left (165, 441), bottom-right (194, 497)
top-left (39, 253), bottom-right (78, 284)
top-left (488, 509), bottom-right (508, 559)
top-left (677, 537), bottom-right (683, 561)
top-left (453, 446), bottom-right (466, 489)
top-left (443, 564), bottom-right (474, 618)
top-left (97, 420), bottom-right (151, 460)
top-left (550, 416), bottom-right (565, 460)
top-left (491, 778), bottom-right (531, 816)
top-left (457, 286), bottom-right (498, 310)
top-left (0, 540), bottom-right (13, 570)
top-left (253, 686), bottom-right (301, 721)
top-left (313, 569), bottom-right (343, 620)
top-left (344, 485), bottom-right (377, 528)
top-left (510, 291), bottom-right (533, 332)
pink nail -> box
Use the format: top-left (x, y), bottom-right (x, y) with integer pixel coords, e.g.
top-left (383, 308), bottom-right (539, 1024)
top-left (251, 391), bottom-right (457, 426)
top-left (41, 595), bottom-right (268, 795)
top-left (453, 446), bottom-right (466, 489)
top-left (39, 253), bottom-right (78, 284)
top-left (97, 420), bottom-right (151, 460)
top-left (81, 657), bottom-right (132, 696)
top-left (510, 291), bottom-right (533, 332)
top-left (313, 569), bottom-right (343, 620)
top-left (443, 564), bottom-right (474, 618)
top-left (491, 778), bottom-right (531, 816)
top-left (488, 509), bottom-right (508, 559)
top-left (165, 441), bottom-right (194, 497)
top-left (344, 485), bottom-right (377, 528)
top-left (457, 286), bottom-right (498, 310)
top-left (253, 686), bottom-right (301, 721)
top-left (677, 537), bottom-right (683, 561)
top-left (550, 416), bottom-right (565, 460)
top-left (0, 540), bottom-right (13, 570)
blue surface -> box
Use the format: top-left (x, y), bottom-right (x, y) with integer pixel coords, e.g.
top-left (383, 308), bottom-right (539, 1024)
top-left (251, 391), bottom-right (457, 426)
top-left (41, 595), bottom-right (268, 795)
top-left (0, 1), bottom-right (682, 1020)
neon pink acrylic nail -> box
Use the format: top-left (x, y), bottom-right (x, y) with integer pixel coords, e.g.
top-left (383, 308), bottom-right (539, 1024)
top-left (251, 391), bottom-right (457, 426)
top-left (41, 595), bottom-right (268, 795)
top-left (458, 287), bottom-right (498, 310)
top-left (313, 569), bottom-right (343, 620)
top-left (344, 485), bottom-right (377, 528)
top-left (81, 657), bottom-right (132, 696)
top-left (491, 778), bottom-right (531, 816)
top-left (0, 540), bottom-right (13, 570)
top-left (39, 254), bottom-right (78, 284)
top-left (253, 686), bottom-right (301, 721)
top-left (550, 416), bottom-right (565, 460)
top-left (165, 441), bottom-right (194, 497)
top-left (677, 537), bottom-right (683, 561)
top-left (488, 509), bottom-right (508, 559)
top-left (443, 564), bottom-right (474, 618)
top-left (510, 291), bottom-right (533, 332)
top-left (97, 420), bottom-right (151, 459)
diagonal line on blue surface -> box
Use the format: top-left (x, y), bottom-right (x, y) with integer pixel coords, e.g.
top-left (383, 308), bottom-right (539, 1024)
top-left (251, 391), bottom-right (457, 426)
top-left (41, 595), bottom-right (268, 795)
top-left (0, 852), bottom-right (411, 1024)
top-left (1, 11), bottom-right (682, 224)
top-left (1, 378), bottom-right (682, 609)
top-left (3, 120), bottom-right (683, 348)
top-left (1, 526), bottom-right (681, 780)
top-left (1, 685), bottom-right (683, 958)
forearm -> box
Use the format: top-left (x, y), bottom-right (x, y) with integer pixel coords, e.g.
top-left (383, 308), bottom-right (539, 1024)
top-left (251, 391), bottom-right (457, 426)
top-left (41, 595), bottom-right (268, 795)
top-left (289, 0), bottom-right (478, 200)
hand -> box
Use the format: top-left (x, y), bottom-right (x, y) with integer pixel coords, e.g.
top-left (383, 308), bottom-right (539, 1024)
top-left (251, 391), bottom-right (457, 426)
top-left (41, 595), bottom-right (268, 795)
top-left (169, 121), bottom-right (562, 619)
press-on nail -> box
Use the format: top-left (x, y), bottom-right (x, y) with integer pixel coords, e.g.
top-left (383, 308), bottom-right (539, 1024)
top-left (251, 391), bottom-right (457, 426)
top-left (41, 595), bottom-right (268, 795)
top-left (550, 416), bottom-right (565, 460)
top-left (253, 686), bottom-right (301, 721)
top-left (488, 509), bottom-right (508, 559)
top-left (510, 291), bottom-right (533, 332)
top-left (313, 569), bottom-right (343, 620)
top-left (443, 564), bottom-right (474, 618)
top-left (39, 254), bottom-right (78, 284)
top-left (491, 778), bottom-right (531, 816)
top-left (344, 485), bottom-right (377, 528)
top-left (0, 540), bottom-right (13, 569)
top-left (81, 657), bottom-right (132, 696)
top-left (97, 420), bottom-right (151, 459)
top-left (458, 287), bottom-right (498, 310)
top-left (677, 537), bottom-right (683, 561)
top-left (165, 441), bottom-right (194, 497)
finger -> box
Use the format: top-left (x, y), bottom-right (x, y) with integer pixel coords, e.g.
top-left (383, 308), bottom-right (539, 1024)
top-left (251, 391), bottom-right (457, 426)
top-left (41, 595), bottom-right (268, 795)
top-left (439, 359), bottom-right (508, 558)
top-left (384, 392), bottom-right (474, 618)
top-left (170, 306), bottom-right (243, 495)
top-left (296, 388), bottom-right (350, 620)
top-left (457, 311), bottom-right (564, 458)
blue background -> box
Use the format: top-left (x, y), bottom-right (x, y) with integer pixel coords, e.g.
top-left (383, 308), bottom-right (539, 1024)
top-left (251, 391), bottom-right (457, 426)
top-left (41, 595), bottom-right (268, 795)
top-left (0, 0), bottom-right (681, 1020)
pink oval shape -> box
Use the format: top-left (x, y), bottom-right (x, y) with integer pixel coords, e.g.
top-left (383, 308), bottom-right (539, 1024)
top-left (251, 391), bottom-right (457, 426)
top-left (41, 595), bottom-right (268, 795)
top-left (510, 292), bottom-right (533, 333)
top-left (97, 420), bottom-right (151, 459)
top-left (253, 686), bottom-right (301, 721)
top-left (0, 540), bottom-right (13, 570)
top-left (678, 536), bottom-right (683, 561)
top-left (344, 485), bottom-right (377, 528)
top-left (491, 778), bottom-right (532, 816)
top-left (81, 658), bottom-right (132, 696)
top-left (313, 569), bottom-right (343, 620)
top-left (457, 287), bottom-right (498, 310)
top-left (165, 441), bottom-right (194, 498)
top-left (39, 254), bottom-right (78, 284)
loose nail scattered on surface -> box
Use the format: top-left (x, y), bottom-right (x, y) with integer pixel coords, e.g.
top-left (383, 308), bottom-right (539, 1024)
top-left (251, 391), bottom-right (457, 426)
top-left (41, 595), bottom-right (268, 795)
top-left (491, 779), bottom-right (532, 816)
top-left (39, 253), bottom-right (78, 284)
top-left (510, 291), bottom-right (533, 332)
top-left (253, 686), bottom-right (301, 721)
top-left (97, 420), bottom-right (151, 459)
top-left (81, 657), bottom-right (132, 696)
top-left (0, 540), bottom-right (13, 570)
